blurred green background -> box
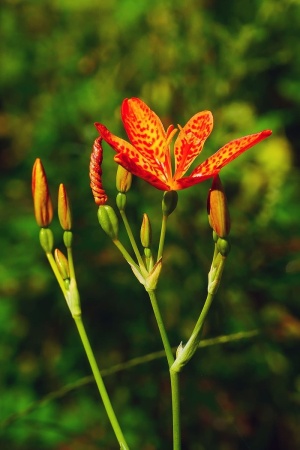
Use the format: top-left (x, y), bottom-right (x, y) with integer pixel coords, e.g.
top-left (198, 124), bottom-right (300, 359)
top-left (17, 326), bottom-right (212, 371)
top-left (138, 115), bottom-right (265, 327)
top-left (1, 0), bottom-right (300, 449)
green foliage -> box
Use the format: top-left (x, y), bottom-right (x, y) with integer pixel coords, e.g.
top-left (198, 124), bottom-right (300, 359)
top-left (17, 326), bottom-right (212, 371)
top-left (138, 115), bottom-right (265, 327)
top-left (1, 0), bottom-right (300, 449)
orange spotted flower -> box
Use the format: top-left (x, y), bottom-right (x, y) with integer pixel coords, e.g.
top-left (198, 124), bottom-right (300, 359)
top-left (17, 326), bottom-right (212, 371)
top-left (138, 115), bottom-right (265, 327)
top-left (95, 98), bottom-right (272, 191)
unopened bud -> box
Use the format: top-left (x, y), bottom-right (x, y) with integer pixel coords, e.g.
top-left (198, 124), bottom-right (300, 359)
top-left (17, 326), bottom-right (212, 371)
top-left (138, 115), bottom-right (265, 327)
top-left (217, 237), bottom-right (231, 256)
top-left (32, 158), bottom-right (53, 227)
top-left (116, 166), bottom-right (132, 193)
top-left (63, 231), bottom-right (73, 249)
top-left (54, 249), bottom-right (70, 281)
top-left (207, 175), bottom-right (230, 238)
top-left (39, 228), bottom-right (54, 253)
top-left (116, 192), bottom-right (127, 211)
top-left (97, 205), bottom-right (119, 240)
top-left (162, 190), bottom-right (178, 216)
top-left (140, 213), bottom-right (152, 248)
top-left (58, 184), bottom-right (72, 230)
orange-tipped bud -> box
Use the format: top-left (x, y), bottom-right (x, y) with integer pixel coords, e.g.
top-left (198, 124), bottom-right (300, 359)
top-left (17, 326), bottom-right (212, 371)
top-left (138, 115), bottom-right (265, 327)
top-left (32, 158), bottom-right (53, 227)
top-left (54, 248), bottom-right (70, 281)
top-left (207, 175), bottom-right (230, 238)
top-left (116, 165), bottom-right (132, 193)
top-left (58, 184), bottom-right (72, 230)
top-left (140, 213), bottom-right (152, 248)
top-left (90, 137), bottom-right (108, 206)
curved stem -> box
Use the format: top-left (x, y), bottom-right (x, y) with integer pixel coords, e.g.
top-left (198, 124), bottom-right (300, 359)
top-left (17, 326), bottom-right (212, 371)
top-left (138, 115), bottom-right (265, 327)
top-left (74, 316), bottom-right (130, 450)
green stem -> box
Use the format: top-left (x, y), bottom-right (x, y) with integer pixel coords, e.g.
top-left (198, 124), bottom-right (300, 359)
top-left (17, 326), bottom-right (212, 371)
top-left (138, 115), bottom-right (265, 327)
top-left (148, 290), bottom-right (174, 367)
top-left (73, 316), bottom-right (130, 450)
top-left (157, 214), bottom-right (168, 262)
top-left (113, 239), bottom-right (141, 271)
top-left (119, 209), bottom-right (146, 270)
top-left (46, 252), bottom-right (67, 298)
top-left (66, 246), bottom-right (76, 281)
top-left (147, 290), bottom-right (181, 450)
top-left (171, 255), bottom-right (226, 373)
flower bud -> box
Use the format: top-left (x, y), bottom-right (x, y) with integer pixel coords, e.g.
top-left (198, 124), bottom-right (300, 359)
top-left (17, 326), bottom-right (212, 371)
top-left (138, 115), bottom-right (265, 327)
top-left (207, 175), bottom-right (230, 238)
top-left (217, 237), bottom-right (231, 256)
top-left (116, 192), bottom-right (127, 211)
top-left (32, 158), bottom-right (53, 227)
top-left (58, 184), bottom-right (72, 230)
top-left (54, 248), bottom-right (70, 281)
top-left (63, 231), bottom-right (73, 249)
top-left (39, 228), bottom-right (54, 253)
top-left (116, 165), bottom-right (132, 193)
top-left (162, 190), bottom-right (178, 216)
top-left (140, 213), bottom-right (152, 248)
top-left (97, 205), bottom-right (119, 240)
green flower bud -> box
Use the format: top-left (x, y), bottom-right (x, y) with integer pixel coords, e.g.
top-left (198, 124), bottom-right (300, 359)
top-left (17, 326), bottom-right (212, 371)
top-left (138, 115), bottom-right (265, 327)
top-left (140, 213), bottom-right (152, 248)
top-left (58, 183), bottom-right (72, 230)
top-left (63, 231), bottom-right (73, 249)
top-left (116, 165), bottom-right (132, 193)
top-left (39, 228), bottom-right (54, 253)
top-left (97, 205), bottom-right (119, 240)
top-left (54, 248), bottom-right (70, 281)
top-left (162, 190), bottom-right (178, 216)
top-left (116, 192), bottom-right (127, 211)
top-left (217, 237), bottom-right (231, 256)
top-left (207, 175), bottom-right (230, 238)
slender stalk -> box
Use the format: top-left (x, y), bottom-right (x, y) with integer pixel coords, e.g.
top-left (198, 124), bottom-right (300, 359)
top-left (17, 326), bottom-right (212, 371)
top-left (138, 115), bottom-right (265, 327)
top-left (119, 209), bottom-right (146, 269)
top-left (112, 239), bottom-right (141, 271)
top-left (73, 315), bottom-right (130, 450)
top-left (157, 214), bottom-right (168, 262)
top-left (45, 252), bottom-right (67, 298)
top-left (148, 290), bottom-right (181, 450)
top-left (148, 290), bottom-right (174, 367)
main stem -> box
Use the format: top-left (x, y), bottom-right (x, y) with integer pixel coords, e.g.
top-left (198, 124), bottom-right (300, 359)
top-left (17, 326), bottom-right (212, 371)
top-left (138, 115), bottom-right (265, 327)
top-left (73, 316), bottom-right (130, 450)
top-left (148, 290), bottom-right (181, 450)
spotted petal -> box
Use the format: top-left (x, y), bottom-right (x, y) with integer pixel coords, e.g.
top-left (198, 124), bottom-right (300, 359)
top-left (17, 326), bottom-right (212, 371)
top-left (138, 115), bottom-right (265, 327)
top-left (121, 98), bottom-right (172, 180)
top-left (95, 123), bottom-right (170, 190)
top-left (173, 111), bottom-right (213, 180)
top-left (114, 152), bottom-right (170, 191)
top-left (192, 130), bottom-right (272, 177)
top-left (175, 129), bottom-right (272, 190)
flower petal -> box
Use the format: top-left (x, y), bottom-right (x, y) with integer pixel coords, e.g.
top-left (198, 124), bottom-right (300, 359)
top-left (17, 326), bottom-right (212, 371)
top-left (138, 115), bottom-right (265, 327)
top-left (96, 122), bottom-right (170, 189)
top-left (173, 111), bottom-right (213, 179)
top-left (121, 98), bottom-right (172, 179)
top-left (114, 152), bottom-right (170, 191)
top-left (95, 122), bottom-right (136, 155)
top-left (190, 129), bottom-right (272, 178)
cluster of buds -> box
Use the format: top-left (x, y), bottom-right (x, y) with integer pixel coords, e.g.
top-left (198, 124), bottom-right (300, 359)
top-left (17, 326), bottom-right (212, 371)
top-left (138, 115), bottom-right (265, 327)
top-left (32, 158), bottom-right (80, 317)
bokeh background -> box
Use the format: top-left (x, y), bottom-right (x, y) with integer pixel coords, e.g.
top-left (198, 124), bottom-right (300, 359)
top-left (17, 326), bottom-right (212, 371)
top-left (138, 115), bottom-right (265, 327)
top-left (1, 0), bottom-right (300, 449)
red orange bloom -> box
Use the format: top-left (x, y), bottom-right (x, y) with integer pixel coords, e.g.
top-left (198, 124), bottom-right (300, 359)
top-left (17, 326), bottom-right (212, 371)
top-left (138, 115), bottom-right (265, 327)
top-left (95, 98), bottom-right (272, 191)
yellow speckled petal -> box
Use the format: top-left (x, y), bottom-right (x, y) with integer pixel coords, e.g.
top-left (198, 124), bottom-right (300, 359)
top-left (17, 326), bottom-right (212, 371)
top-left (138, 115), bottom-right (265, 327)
top-left (95, 122), bottom-right (170, 190)
top-left (191, 129), bottom-right (272, 178)
top-left (173, 111), bottom-right (213, 179)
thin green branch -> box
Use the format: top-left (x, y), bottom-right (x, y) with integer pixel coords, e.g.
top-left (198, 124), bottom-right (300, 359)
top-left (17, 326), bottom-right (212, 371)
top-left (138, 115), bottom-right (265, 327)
top-left (119, 209), bottom-right (146, 270)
